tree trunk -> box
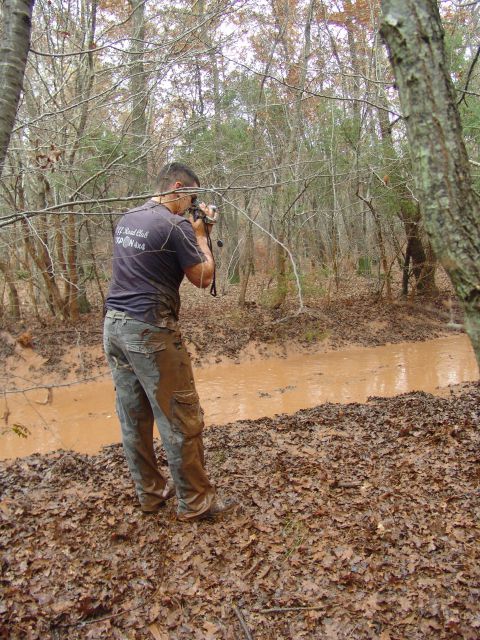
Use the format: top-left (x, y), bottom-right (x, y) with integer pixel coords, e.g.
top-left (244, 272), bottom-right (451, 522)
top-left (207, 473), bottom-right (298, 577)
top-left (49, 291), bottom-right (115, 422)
top-left (357, 187), bottom-right (392, 300)
top-left (381, 0), bottom-right (480, 366)
top-left (0, 257), bottom-right (21, 320)
top-left (271, 232), bottom-right (287, 309)
top-left (0, 0), bottom-right (34, 178)
top-left (405, 219), bottom-right (438, 296)
top-left (271, 0), bottom-right (315, 309)
top-left (238, 221), bottom-right (254, 308)
top-left (85, 219), bottom-right (105, 308)
top-left (402, 242), bottom-right (411, 297)
top-left (377, 83), bottom-right (437, 296)
top-left (127, 0), bottom-right (148, 190)
top-left (64, 0), bottom-right (98, 321)
top-left (22, 218), bottom-right (64, 317)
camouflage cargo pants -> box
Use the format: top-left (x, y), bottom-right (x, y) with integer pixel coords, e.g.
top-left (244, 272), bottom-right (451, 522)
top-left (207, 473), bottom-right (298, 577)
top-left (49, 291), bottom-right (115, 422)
top-left (103, 310), bottom-right (215, 518)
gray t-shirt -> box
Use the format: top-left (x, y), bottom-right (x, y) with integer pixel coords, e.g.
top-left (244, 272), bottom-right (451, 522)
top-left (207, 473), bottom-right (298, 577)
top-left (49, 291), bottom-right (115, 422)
top-left (106, 200), bottom-right (205, 327)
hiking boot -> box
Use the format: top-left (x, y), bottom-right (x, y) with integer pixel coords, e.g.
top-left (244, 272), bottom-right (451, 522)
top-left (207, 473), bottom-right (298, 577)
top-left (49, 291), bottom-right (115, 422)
top-left (140, 483), bottom-right (176, 513)
top-left (177, 497), bottom-right (237, 522)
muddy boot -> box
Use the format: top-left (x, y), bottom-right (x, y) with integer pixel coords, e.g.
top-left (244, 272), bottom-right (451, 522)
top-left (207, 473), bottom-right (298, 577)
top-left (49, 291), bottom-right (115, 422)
top-left (177, 496), bottom-right (237, 522)
top-left (140, 481), bottom-right (176, 513)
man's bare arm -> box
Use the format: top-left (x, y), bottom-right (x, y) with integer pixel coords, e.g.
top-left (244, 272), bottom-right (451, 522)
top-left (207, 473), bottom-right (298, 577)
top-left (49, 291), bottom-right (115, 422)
top-left (183, 204), bottom-right (216, 289)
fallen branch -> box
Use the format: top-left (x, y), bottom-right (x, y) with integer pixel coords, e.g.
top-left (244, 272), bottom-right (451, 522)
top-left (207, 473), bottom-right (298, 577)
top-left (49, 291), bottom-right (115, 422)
top-left (233, 604), bottom-right (254, 640)
top-left (53, 606), bottom-right (133, 629)
top-left (258, 606), bottom-right (325, 614)
top-left (271, 306), bottom-right (327, 325)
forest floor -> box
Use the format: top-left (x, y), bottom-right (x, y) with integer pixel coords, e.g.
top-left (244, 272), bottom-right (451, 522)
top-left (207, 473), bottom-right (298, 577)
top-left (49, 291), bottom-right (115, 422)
top-left (1, 278), bottom-right (479, 639)
top-left (1, 385), bottom-right (479, 640)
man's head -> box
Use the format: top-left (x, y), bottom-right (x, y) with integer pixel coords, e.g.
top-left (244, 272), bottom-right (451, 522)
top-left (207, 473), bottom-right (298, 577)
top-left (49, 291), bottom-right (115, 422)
top-left (155, 162), bottom-right (200, 215)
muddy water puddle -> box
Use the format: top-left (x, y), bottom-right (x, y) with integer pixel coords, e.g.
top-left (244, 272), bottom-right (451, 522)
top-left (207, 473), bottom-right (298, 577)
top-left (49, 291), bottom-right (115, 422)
top-left (1, 334), bottom-right (478, 459)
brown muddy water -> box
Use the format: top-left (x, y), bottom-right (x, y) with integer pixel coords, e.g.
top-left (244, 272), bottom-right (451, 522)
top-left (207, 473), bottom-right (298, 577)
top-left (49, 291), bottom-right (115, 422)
top-left (1, 334), bottom-right (478, 460)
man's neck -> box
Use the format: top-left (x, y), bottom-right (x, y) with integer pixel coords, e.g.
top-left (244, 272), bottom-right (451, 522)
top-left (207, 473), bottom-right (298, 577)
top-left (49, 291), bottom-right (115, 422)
top-left (152, 196), bottom-right (177, 214)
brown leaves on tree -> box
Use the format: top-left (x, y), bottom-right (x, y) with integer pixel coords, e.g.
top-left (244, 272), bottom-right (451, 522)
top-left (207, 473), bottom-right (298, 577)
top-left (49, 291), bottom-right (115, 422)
top-left (1, 383), bottom-right (479, 638)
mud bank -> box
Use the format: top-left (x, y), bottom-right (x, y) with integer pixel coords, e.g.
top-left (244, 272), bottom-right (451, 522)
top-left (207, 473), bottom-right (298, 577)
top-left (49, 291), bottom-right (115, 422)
top-left (1, 383), bottom-right (479, 639)
top-left (1, 290), bottom-right (463, 380)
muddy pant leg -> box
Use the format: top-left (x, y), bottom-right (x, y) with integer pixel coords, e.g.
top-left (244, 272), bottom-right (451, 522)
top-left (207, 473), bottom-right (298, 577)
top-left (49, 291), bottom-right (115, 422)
top-left (139, 330), bottom-right (215, 518)
top-left (104, 323), bottom-right (169, 510)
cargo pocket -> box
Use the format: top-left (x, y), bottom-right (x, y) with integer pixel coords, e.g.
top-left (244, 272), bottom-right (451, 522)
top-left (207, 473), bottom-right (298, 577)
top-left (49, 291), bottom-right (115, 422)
top-left (171, 390), bottom-right (204, 437)
top-left (125, 339), bottom-right (166, 355)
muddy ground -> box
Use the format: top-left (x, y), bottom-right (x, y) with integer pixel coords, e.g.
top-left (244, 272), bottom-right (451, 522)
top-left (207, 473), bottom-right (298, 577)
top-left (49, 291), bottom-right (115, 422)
top-left (1, 384), bottom-right (479, 639)
top-left (0, 276), bottom-right (465, 383)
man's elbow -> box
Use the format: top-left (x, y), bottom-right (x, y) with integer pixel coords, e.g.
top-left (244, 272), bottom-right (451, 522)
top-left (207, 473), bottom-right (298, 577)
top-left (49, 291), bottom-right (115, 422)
top-left (195, 273), bottom-right (213, 289)
top-left (184, 264), bottom-right (213, 288)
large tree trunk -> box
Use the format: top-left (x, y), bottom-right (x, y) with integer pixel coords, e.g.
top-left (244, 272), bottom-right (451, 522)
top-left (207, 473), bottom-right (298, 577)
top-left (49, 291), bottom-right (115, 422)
top-left (0, 0), bottom-right (34, 178)
top-left (381, 0), bottom-right (480, 366)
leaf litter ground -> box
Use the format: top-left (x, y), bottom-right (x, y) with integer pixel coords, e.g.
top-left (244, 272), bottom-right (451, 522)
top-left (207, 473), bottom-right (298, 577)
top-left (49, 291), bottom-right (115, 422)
top-left (1, 383), bottom-right (479, 639)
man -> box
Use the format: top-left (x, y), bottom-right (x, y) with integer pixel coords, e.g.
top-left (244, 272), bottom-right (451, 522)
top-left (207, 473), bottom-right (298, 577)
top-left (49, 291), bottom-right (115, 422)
top-left (103, 162), bottom-right (235, 521)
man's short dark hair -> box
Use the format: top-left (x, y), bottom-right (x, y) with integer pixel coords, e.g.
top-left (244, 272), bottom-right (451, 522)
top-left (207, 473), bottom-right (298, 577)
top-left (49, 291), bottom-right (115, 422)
top-left (156, 162), bottom-right (200, 192)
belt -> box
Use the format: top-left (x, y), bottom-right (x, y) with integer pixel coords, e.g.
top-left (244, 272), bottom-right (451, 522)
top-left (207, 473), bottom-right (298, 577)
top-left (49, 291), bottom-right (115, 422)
top-left (105, 308), bottom-right (177, 330)
top-left (106, 309), bottom-right (132, 320)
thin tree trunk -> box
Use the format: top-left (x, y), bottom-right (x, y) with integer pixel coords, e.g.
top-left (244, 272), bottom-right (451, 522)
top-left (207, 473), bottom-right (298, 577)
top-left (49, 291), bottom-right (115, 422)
top-left (64, 0), bottom-right (98, 321)
top-left (238, 221), bottom-right (254, 308)
top-left (357, 187), bottom-right (392, 300)
top-left (85, 219), bottom-right (105, 308)
top-left (402, 241), bottom-right (411, 297)
top-left (272, 0), bottom-right (315, 308)
top-left (128, 0), bottom-right (148, 189)
top-left (0, 258), bottom-right (21, 320)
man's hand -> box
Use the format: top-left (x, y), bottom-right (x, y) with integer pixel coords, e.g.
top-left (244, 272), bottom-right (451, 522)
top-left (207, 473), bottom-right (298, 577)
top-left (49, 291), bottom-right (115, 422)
top-left (189, 203), bottom-right (218, 236)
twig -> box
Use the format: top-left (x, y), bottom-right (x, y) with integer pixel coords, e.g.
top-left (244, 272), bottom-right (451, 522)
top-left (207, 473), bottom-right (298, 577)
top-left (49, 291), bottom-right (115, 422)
top-left (243, 558), bottom-right (262, 578)
top-left (2, 371), bottom-right (110, 395)
top-left (258, 606), bottom-right (325, 614)
top-left (54, 528), bottom-right (173, 630)
top-left (233, 604), bottom-right (254, 640)
top-left (458, 44), bottom-right (480, 105)
top-left (2, 391), bottom-right (10, 425)
top-left (53, 606), bottom-right (134, 629)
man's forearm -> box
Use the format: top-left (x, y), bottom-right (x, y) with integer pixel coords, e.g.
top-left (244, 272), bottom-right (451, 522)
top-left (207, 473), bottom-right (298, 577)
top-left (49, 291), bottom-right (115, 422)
top-left (184, 233), bottom-right (215, 288)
